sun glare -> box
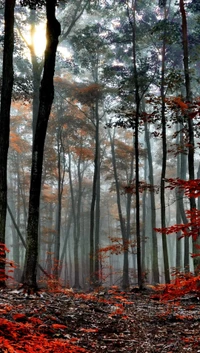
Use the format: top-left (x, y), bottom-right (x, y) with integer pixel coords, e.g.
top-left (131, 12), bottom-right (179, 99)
top-left (33, 23), bottom-right (46, 57)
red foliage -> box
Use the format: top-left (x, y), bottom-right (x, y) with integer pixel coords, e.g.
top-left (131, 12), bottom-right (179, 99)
top-left (165, 178), bottom-right (200, 198)
top-left (0, 316), bottom-right (87, 352)
top-left (155, 208), bottom-right (200, 241)
top-left (155, 179), bottom-right (200, 241)
top-left (152, 270), bottom-right (200, 301)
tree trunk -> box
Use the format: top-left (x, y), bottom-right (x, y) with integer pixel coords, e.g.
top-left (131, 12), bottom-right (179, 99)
top-left (109, 130), bottom-right (129, 289)
top-left (131, 0), bottom-right (143, 289)
top-left (29, 9), bottom-right (43, 138)
top-left (175, 124), bottom-right (182, 270)
top-left (94, 98), bottom-right (101, 287)
top-left (0, 0), bottom-right (15, 287)
top-left (144, 119), bottom-right (159, 284)
top-left (160, 5), bottom-right (170, 284)
top-left (179, 0), bottom-right (198, 268)
top-left (90, 62), bottom-right (101, 288)
top-left (23, 0), bottom-right (61, 291)
top-left (53, 126), bottom-right (65, 279)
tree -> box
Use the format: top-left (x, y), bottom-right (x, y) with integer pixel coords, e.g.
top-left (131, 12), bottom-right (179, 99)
top-left (179, 0), bottom-right (198, 269)
top-left (0, 0), bottom-right (16, 286)
top-left (159, 1), bottom-right (170, 284)
top-left (22, 0), bottom-right (61, 291)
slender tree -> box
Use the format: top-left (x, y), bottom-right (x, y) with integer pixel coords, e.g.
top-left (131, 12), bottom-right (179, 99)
top-left (128, 0), bottom-right (143, 289)
top-left (0, 0), bottom-right (16, 286)
top-left (179, 0), bottom-right (198, 268)
top-left (23, 0), bottom-right (61, 291)
top-left (160, 2), bottom-right (170, 283)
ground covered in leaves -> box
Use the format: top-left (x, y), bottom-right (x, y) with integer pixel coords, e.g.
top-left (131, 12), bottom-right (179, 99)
top-left (0, 286), bottom-right (200, 352)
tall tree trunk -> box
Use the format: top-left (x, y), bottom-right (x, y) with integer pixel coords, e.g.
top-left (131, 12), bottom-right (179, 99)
top-left (0, 0), bottom-right (15, 287)
top-left (29, 9), bottom-right (43, 138)
top-left (130, 0), bottom-right (143, 289)
top-left (144, 119), bottom-right (159, 284)
top-left (179, 0), bottom-right (197, 268)
top-left (109, 130), bottom-right (129, 289)
top-left (94, 98), bottom-right (101, 286)
top-left (142, 157), bottom-right (147, 273)
top-left (74, 155), bottom-right (83, 288)
top-left (160, 4), bottom-right (170, 284)
top-left (54, 126), bottom-right (65, 279)
top-left (68, 152), bottom-right (78, 287)
top-left (90, 58), bottom-right (101, 287)
top-left (59, 210), bottom-right (73, 277)
top-left (175, 124), bottom-right (182, 270)
top-left (23, 0), bottom-right (61, 291)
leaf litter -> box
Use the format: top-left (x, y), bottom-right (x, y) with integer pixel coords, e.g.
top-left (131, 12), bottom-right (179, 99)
top-left (0, 287), bottom-right (199, 352)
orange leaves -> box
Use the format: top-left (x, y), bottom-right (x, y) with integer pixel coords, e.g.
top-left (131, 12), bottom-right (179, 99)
top-left (52, 323), bottom-right (67, 330)
top-left (173, 97), bottom-right (188, 111)
top-left (28, 317), bottom-right (43, 325)
top-left (80, 328), bottom-right (98, 333)
top-left (71, 146), bottom-right (94, 161)
top-left (73, 83), bottom-right (102, 106)
top-left (98, 236), bottom-right (136, 256)
top-left (98, 243), bottom-right (123, 255)
top-left (123, 180), bottom-right (159, 195)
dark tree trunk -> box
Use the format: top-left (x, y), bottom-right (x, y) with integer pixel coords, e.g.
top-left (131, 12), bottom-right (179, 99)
top-left (109, 130), bottom-right (129, 289)
top-left (29, 9), bottom-right (43, 138)
top-left (179, 0), bottom-right (198, 268)
top-left (160, 5), bottom-right (170, 284)
top-left (144, 120), bottom-right (159, 284)
top-left (130, 0), bottom-right (143, 289)
top-left (0, 0), bottom-right (15, 287)
top-left (94, 99), bottom-right (101, 287)
top-left (53, 126), bottom-right (65, 279)
top-left (23, 0), bottom-right (61, 291)
top-left (89, 52), bottom-right (101, 288)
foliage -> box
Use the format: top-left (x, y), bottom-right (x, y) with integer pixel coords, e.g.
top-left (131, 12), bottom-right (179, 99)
top-left (0, 243), bottom-right (15, 283)
top-left (98, 236), bottom-right (136, 255)
top-left (152, 269), bottom-right (200, 301)
top-left (20, 0), bottom-right (46, 9)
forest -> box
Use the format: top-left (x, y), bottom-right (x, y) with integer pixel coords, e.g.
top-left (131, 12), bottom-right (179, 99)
top-left (0, 0), bottom-right (200, 299)
top-left (1, 0), bottom-right (200, 352)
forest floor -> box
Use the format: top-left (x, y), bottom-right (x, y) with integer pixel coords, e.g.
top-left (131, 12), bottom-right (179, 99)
top-left (0, 286), bottom-right (199, 352)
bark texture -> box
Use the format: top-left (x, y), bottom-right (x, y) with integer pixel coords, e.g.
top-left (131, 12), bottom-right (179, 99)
top-left (23, 0), bottom-right (61, 290)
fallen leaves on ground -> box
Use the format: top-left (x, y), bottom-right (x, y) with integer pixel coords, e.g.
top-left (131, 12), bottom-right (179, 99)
top-left (0, 287), bottom-right (199, 352)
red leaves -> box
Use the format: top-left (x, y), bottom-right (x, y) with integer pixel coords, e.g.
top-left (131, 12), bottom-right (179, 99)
top-left (166, 178), bottom-right (200, 198)
top-left (12, 313), bottom-right (26, 322)
top-left (155, 208), bottom-right (200, 241)
top-left (28, 317), bottom-right (43, 325)
top-left (153, 270), bottom-right (200, 302)
top-left (52, 323), bottom-right (67, 330)
top-left (155, 179), bottom-right (200, 243)
top-left (80, 328), bottom-right (98, 333)
top-left (173, 97), bottom-right (188, 111)
top-left (0, 316), bottom-right (87, 353)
